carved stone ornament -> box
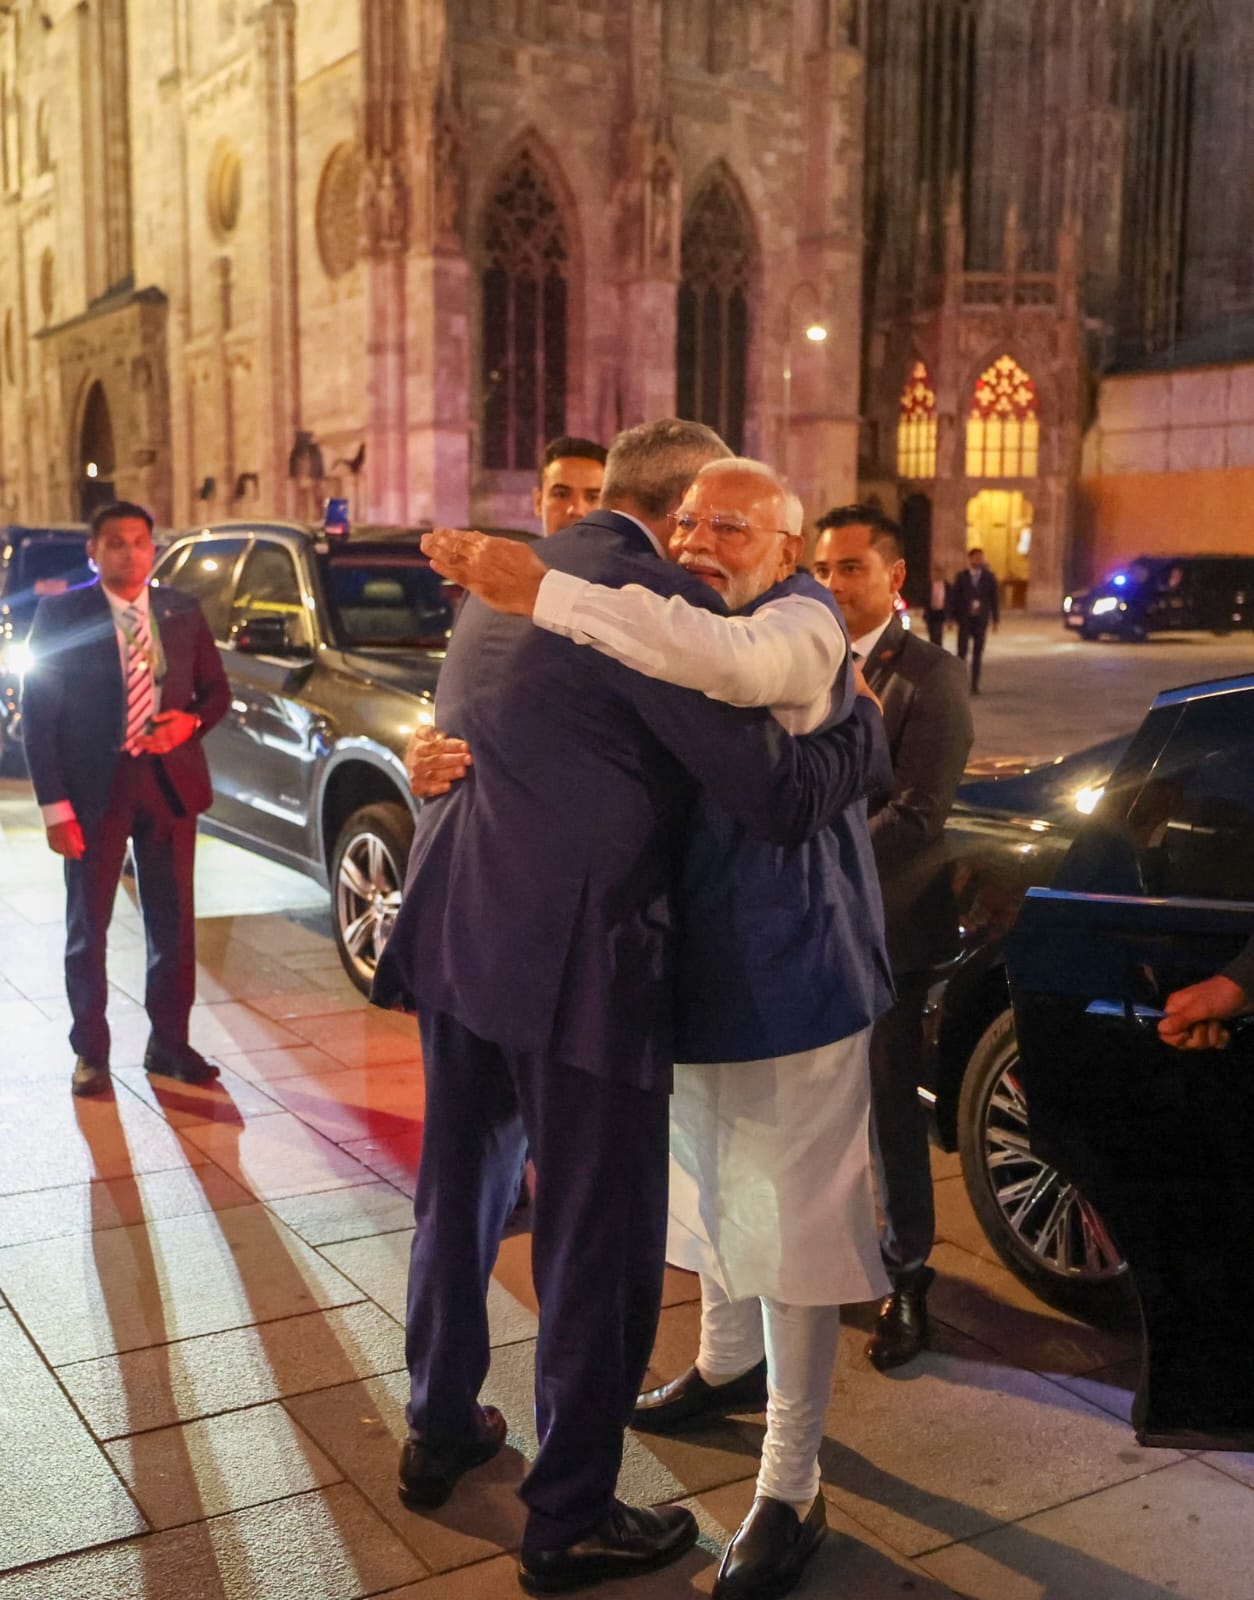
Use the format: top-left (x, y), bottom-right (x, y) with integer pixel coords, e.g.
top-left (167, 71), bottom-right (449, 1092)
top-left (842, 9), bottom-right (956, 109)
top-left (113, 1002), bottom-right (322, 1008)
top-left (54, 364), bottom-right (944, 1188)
top-left (433, 113), bottom-right (464, 245)
top-left (648, 153), bottom-right (679, 271)
top-left (362, 158), bottom-right (409, 254)
top-left (317, 142), bottom-right (366, 279)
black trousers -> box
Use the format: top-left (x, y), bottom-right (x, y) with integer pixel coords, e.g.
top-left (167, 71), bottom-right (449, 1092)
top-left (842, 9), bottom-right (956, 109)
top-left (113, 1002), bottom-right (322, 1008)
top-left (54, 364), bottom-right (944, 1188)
top-left (956, 618), bottom-right (990, 691)
top-left (64, 754), bottom-right (196, 1065)
top-left (924, 609), bottom-right (946, 646)
top-left (405, 1009), bottom-right (670, 1553)
top-left (869, 973), bottom-right (935, 1289)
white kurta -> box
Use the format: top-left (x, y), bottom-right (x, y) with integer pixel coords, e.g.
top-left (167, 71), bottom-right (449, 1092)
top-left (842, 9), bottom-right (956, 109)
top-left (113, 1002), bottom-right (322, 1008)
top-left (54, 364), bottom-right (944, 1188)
top-left (532, 565), bottom-right (885, 1305)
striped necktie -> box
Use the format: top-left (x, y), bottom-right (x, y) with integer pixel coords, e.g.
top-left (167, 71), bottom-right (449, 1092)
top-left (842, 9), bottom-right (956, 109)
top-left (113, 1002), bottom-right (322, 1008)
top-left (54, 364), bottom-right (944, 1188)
top-left (122, 604), bottom-right (155, 754)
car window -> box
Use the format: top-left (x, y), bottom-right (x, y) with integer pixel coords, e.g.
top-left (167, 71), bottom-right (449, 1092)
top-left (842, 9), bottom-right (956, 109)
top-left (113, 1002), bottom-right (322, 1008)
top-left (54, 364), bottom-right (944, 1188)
top-left (229, 542), bottom-right (309, 645)
top-left (318, 553), bottom-right (453, 648)
top-left (1121, 694), bottom-right (1254, 902)
top-left (159, 538), bottom-right (248, 640)
top-left (9, 539), bottom-right (91, 610)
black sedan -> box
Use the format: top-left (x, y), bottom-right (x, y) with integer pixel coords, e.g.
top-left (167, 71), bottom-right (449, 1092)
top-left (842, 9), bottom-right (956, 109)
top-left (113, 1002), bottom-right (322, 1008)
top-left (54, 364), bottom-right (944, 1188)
top-left (0, 524), bottom-right (91, 770)
top-left (1007, 673), bottom-right (1254, 1446)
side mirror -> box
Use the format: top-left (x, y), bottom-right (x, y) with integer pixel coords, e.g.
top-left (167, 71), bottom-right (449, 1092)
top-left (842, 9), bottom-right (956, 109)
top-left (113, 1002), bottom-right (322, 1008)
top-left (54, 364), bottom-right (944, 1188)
top-left (232, 615), bottom-right (308, 657)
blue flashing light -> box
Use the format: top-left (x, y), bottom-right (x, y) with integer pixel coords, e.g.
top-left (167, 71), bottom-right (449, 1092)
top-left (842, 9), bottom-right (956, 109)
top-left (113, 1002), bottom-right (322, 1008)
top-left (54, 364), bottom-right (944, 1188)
top-left (323, 497), bottom-right (350, 540)
top-left (1112, 571), bottom-right (1128, 586)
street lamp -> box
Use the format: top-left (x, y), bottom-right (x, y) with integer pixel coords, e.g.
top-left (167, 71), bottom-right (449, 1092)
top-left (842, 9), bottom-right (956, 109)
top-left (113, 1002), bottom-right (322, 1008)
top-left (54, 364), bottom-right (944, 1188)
top-left (781, 281), bottom-right (828, 479)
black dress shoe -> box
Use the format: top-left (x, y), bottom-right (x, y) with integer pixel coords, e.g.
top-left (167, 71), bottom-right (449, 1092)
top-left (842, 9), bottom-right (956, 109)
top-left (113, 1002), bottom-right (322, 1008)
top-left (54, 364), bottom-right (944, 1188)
top-left (866, 1274), bottom-right (933, 1372)
top-left (631, 1359), bottom-right (768, 1435)
top-left (71, 1058), bottom-right (111, 1097)
top-left (143, 1040), bottom-right (221, 1085)
top-left (397, 1404), bottom-right (507, 1510)
top-left (519, 1501), bottom-right (698, 1595)
top-left (714, 1494), bottom-right (827, 1600)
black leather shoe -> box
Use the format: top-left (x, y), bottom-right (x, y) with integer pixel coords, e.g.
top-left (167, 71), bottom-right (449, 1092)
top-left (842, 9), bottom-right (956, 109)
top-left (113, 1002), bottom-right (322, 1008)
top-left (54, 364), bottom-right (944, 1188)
top-left (866, 1274), bottom-right (933, 1372)
top-left (143, 1040), bottom-right (221, 1085)
top-left (397, 1404), bottom-right (507, 1510)
top-left (519, 1501), bottom-right (698, 1595)
top-left (714, 1494), bottom-right (827, 1600)
top-left (631, 1359), bottom-right (768, 1435)
top-left (71, 1058), bottom-right (111, 1097)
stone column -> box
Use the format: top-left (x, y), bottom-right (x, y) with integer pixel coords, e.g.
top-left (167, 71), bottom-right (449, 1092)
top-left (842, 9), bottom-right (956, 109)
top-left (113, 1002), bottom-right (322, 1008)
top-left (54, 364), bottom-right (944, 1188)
top-left (791, 4), bottom-right (866, 519)
top-left (254, 1), bottom-right (301, 519)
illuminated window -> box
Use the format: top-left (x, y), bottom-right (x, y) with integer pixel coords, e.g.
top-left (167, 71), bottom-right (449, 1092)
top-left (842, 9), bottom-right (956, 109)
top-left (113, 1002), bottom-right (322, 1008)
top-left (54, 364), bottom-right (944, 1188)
top-left (965, 354), bottom-right (1040, 478)
top-left (897, 359), bottom-right (937, 479)
top-left (480, 148), bottom-right (570, 471)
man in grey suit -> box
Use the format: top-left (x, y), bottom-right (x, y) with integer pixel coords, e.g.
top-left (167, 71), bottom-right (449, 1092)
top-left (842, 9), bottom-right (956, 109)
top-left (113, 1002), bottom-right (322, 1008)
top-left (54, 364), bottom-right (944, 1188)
top-left (813, 506), bottom-right (974, 1369)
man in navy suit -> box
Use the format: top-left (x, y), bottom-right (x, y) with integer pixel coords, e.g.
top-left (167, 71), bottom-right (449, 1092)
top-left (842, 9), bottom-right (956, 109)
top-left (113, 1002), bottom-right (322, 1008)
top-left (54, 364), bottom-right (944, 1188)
top-left (22, 501), bottom-right (230, 1096)
top-left (373, 421), bottom-right (889, 1595)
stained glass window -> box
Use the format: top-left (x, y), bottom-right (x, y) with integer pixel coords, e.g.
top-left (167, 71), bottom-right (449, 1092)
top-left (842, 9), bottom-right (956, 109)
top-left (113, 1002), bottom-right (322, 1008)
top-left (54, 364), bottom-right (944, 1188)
top-left (480, 149), bottom-right (570, 471)
top-left (965, 354), bottom-right (1040, 478)
top-left (676, 177), bottom-right (754, 454)
top-left (897, 359), bottom-right (937, 479)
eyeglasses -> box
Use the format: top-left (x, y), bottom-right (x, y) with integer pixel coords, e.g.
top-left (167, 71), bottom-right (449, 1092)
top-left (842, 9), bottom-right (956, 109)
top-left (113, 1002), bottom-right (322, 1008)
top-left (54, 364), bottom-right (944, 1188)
top-left (666, 511), bottom-right (791, 544)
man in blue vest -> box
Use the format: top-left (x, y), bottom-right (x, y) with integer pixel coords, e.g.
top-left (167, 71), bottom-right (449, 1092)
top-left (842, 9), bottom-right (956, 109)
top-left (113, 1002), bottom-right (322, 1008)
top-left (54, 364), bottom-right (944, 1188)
top-left (375, 422), bottom-right (889, 1596)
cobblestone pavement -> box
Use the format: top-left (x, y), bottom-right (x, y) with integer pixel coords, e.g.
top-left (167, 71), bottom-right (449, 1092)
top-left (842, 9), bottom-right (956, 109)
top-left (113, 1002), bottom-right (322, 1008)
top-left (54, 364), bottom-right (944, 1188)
top-left (4, 625), bottom-right (1254, 1599)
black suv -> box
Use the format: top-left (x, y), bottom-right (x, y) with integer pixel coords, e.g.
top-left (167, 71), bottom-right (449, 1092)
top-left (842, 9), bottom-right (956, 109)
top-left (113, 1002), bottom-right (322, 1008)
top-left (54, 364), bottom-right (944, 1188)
top-left (1008, 674), bottom-right (1254, 1446)
top-left (151, 519), bottom-right (469, 992)
top-left (1063, 553), bottom-right (1254, 641)
top-left (1, 523), bottom-right (91, 770)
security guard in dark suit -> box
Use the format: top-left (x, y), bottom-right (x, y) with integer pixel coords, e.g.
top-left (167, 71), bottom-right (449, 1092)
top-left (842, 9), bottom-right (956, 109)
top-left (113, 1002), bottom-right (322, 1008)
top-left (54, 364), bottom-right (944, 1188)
top-left (814, 506), bottom-right (974, 1368)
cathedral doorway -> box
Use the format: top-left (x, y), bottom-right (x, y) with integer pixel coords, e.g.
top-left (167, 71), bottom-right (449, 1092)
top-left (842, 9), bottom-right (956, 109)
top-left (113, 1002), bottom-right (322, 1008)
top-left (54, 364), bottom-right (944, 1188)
top-left (965, 489), bottom-right (1033, 606)
top-left (78, 382), bottom-right (116, 519)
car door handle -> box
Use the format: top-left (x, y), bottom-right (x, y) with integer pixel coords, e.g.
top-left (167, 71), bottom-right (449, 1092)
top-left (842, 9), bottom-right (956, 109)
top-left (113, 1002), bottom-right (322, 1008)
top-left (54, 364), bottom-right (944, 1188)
top-left (1085, 999), bottom-right (1166, 1026)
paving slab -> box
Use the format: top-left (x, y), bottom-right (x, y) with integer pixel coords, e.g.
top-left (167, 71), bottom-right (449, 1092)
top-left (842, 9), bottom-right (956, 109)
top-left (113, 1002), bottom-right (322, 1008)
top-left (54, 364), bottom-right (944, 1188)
top-left (340, 1130), bottom-right (422, 1194)
top-left (0, 1074), bottom-right (205, 1195)
top-left (0, 1202), bottom-right (365, 1364)
top-left (244, 986), bottom-right (372, 1020)
top-left (917, 1457), bottom-right (1251, 1600)
top-left (258, 1063), bottom-right (425, 1145)
top-left (283, 1009), bottom-right (425, 1068)
top-left (1049, 1357), bottom-right (1142, 1425)
top-left (113, 1061), bottom-right (283, 1127)
top-left (818, 1318), bottom-right (1177, 1557)
top-left (268, 1180), bottom-right (416, 1247)
top-left (0, 1310), bottom-right (147, 1570)
top-left (212, 1042), bottom-right (353, 1083)
top-left (928, 1240), bottom-right (1136, 1377)
top-left (60, 1299), bottom-right (405, 1437)
top-left (0, 1163), bottom-right (254, 1248)
top-left (187, 1000), bottom-right (307, 1056)
top-left (320, 1229), bottom-right (538, 1346)
top-left (0, 1481), bottom-right (425, 1599)
top-left (182, 1109), bottom-right (377, 1199)
top-left (106, 1401), bottom-right (341, 1529)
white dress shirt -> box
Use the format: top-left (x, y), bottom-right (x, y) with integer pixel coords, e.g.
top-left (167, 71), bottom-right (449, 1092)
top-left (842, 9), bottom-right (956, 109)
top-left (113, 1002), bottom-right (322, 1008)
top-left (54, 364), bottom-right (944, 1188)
top-left (533, 568), bottom-right (847, 735)
top-left (40, 583), bottom-right (162, 827)
top-left (849, 615), bottom-right (893, 664)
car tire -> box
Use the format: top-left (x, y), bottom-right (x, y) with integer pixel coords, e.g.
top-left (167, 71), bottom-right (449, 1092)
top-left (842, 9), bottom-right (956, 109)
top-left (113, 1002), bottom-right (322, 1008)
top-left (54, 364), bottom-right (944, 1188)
top-left (1079, 622), bottom-right (1099, 642)
top-left (330, 801), bottom-right (414, 996)
top-left (957, 1005), bottom-right (1138, 1329)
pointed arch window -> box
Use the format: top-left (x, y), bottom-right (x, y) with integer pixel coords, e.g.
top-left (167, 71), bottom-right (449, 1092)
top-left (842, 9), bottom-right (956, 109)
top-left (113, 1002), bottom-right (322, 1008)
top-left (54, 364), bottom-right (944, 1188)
top-left (965, 355), bottom-right (1039, 478)
top-left (897, 359), bottom-right (937, 479)
top-left (676, 177), bottom-right (754, 453)
top-left (480, 149), bottom-right (570, 471)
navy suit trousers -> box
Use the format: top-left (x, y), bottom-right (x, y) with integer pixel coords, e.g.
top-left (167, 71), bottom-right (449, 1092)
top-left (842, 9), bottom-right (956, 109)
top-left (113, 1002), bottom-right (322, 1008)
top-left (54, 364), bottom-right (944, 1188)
top-left (869, 972), bottom-right (935, 1287)
top-left (64, 753), bottom-right (197, 1065)
top-left (405, 1011), bottom-right (670, 1552)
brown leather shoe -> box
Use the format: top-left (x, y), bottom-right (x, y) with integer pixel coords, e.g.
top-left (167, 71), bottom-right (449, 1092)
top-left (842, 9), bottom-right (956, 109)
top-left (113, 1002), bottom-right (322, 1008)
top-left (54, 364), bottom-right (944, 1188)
top-left (866, 1280), bottom-right (931, 1372)
top-left (632, 1360), bottom-right (768, 1435)
top-left (714, 1493), bottom-right (827, 1599)
top-left (397, 1404), bottom-right (507, 1510)
top-left (71, 1058), bottom-right (111, 1097)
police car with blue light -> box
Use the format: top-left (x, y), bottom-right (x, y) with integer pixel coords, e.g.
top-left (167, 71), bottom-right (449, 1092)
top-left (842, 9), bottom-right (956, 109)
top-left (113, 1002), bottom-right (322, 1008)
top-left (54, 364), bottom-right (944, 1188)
top-left (1063, 553), bottom-right (1254, 642)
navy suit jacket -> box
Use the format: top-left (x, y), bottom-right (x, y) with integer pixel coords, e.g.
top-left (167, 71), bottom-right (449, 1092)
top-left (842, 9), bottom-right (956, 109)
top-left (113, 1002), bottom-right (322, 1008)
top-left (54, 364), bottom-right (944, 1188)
top-left (373, 510), bottom-right (891, 1090)
top-left (676, 575), bottom-right (895, 1063)
top-left (22, 580), bottom-right (230, 828)
top-left (952, 565), bottom-right (1000, 625)
top-left (864, 613), bottom-right (974, 973)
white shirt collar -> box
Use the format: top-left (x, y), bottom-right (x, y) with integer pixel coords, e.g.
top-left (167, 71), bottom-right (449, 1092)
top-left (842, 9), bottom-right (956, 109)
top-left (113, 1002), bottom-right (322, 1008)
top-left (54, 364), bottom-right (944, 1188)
top-left (100, 582), bottom-right (151, 619)
top-left (851, 614), bottom-right (894, 661)
top-left (607, 509), bottom-right (666, 559)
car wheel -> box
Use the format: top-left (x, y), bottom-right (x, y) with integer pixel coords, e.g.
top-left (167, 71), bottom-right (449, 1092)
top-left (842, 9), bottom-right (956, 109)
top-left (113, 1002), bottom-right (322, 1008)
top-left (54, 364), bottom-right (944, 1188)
top-left (331, 801), bottom-right (414, 995)
top-left (957, 1006), bottom-right (1138, 1329)
top-left (1079, 623), bottom-right (1099, 641)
